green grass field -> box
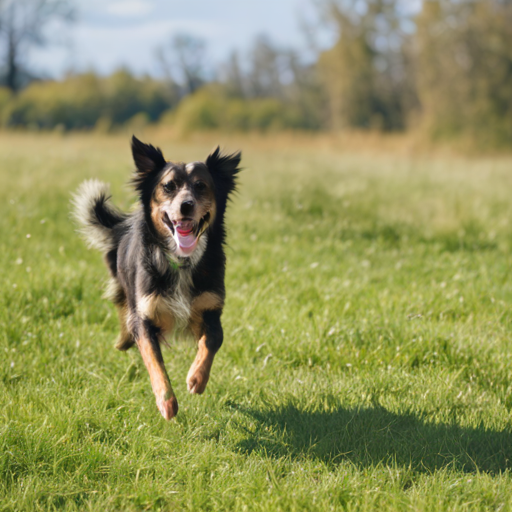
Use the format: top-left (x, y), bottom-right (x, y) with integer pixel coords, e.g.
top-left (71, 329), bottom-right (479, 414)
top-left (1, 131), bottom-right (512, 511)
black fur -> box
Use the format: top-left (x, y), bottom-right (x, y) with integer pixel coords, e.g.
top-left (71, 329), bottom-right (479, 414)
top-left (202, 310), bottom-right (224, 353)
top-left (131, 135), bottom-right (167, 198)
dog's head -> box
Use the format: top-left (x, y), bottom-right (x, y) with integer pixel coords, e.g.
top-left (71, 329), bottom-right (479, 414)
top-left (131, 136), bottom-right (240, 257)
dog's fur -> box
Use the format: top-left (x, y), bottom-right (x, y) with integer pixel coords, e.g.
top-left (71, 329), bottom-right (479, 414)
top-left (72, 136), bottom-right (241, 419)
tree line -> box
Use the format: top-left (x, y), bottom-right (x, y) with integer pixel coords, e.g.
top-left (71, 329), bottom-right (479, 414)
top-left (0, 0), bottom-right (511, 148)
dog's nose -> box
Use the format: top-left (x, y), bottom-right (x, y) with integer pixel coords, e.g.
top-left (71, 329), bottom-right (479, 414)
top-left (181, 200), bottom-right (195, 216)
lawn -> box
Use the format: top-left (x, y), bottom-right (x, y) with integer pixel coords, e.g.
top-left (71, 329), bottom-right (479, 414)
top-left (0, 130), bottom-right (511, 511)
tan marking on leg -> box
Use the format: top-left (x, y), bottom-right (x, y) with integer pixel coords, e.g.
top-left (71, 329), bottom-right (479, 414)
top-left (189, 292), bottom-right (224, 338)
top-left (136, 332), bottom-right (178, 420)
top-left (192, 291), bottom-right (224, 312)
top-left (186, 334), bottom-right (215, 394)
top-left (187, 293), bottom-right (223, 392)
top-left (115, 303), bottom-right (135, 351)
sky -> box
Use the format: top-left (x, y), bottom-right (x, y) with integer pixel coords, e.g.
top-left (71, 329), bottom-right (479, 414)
top-left (29, 0), bottom-right (328, 79)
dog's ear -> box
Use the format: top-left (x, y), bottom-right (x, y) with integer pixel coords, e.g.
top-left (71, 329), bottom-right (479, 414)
top-left (206, 147), bottom-right (241, 196)
top-left (131, 135), bottom-right (166, 193)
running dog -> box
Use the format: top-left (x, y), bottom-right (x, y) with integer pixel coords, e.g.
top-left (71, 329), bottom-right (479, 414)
top-left (72, 136), bottom-right (241, 420)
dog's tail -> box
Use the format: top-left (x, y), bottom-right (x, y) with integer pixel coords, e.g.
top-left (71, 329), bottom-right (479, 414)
top-left (71, 179), bottom-right (127, 253)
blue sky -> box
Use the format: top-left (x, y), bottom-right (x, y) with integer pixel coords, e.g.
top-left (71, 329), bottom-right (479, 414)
top-left (30, 0), bottom-right (329, 78)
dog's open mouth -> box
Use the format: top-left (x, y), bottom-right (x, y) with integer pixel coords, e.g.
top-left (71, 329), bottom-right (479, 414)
top-left (163, 212), bottom-right (210, 255)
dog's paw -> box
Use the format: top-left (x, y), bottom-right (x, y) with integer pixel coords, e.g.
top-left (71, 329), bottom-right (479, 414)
top-left (156, 395), bottom-right (179, 420)
top-left (186, 365), bottom-right (210, 394)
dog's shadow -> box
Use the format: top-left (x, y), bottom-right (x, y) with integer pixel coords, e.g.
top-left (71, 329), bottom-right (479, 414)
top-left (232, 401), bottom-right (512, 474)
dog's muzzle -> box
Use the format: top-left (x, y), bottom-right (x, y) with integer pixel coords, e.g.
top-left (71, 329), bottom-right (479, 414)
top-left (163, 211), bottom-right (211, 256)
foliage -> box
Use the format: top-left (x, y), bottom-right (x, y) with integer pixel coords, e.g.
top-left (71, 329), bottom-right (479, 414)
top-left (171, 85), bottom-right (318, 133)
top-left (415, 0), bottom-right (512, 148)
top-left (216, 35), bottom-right (326, 131)
top-left (0, 86), bottom-right (12, 112)
top-left (3, 70), bottom-right (175, 130)
top-left (317, 0), bottom-right (416, 131)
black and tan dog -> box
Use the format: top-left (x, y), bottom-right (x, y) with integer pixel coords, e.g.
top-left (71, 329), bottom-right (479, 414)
top-left (73, 136), bottom-right (241, 420)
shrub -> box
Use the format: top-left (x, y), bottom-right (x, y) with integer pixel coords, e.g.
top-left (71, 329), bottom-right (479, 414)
top-left (172, 86), bottom-right (315, 133)
top-left (2, 70), bottom-right (175, 130)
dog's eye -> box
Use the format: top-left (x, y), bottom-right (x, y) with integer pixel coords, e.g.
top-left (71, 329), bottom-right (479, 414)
top-left (163, 181), bottom-right (176, 193)
top-left (194, 181), bottom-right (206, 193)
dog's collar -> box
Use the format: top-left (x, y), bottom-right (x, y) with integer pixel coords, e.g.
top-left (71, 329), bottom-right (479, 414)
top-left (167, 255), bottom-right (191, 271)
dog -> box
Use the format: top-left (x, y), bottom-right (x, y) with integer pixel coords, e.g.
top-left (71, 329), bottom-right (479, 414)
top-left (72, 136), bottom-right (241, 420)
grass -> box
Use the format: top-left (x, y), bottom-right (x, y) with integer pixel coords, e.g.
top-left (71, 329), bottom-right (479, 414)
top-left (0, 130), bottom-right (512, 511)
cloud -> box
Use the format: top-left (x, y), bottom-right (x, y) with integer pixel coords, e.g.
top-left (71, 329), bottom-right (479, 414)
top-left (105, 0), bottom-right (154, 17)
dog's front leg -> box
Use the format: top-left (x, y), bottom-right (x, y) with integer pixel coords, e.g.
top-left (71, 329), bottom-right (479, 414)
top-left (136, 318), bottom-right (178, 420)
top-left (187, 309), bottom-right (223, 394)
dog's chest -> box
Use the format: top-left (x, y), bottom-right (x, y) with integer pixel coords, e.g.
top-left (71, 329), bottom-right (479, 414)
top-left (165, 268), bottom-right (194, 326)
top-left (137, 240), bottom-right (208, 332)
top-left (136, 268), bottom-right (194, 332)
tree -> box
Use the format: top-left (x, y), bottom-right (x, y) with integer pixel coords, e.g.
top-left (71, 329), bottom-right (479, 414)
top-left (0, 0), bottom-right (75, 92)
top-left (415, 0), bottom-right (512, 146)
top-left (157, 34), bottom-right (207, 96)
top-left (218, 50), bottom-right (245, 98)
top-left (317, 0), bottom-right (416, 131)
top-left (245, 35), bottom-right (286, 98)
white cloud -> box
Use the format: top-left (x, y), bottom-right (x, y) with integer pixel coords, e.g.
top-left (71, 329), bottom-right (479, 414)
top-left (105, 0), bottom-right (154, 17)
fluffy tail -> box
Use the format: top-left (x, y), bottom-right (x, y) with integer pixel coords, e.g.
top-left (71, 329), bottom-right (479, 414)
top-left (71, 179), bottom-right (127, 252)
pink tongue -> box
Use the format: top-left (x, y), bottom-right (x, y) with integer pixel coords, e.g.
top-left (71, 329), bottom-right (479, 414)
top-left (174, 230), bottom-right (197, 250)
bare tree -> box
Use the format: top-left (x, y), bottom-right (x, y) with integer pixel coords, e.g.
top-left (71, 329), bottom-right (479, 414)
top-left (0, 0), bottom-right (75, 92)
top-left (218, 50), bottom-right (245, 97)
top-left (157, 34), bottom-right (207, 95)
top-left (245, 35), bottom-right (289, 98)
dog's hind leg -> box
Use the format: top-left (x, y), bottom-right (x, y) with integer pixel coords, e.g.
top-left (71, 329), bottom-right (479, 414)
top-left (104, 279), bottom-right (135, 351)
top-left (135, 317), bottom-right (178, 420)
top-left (114, 303), bottom-right (135, 351)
